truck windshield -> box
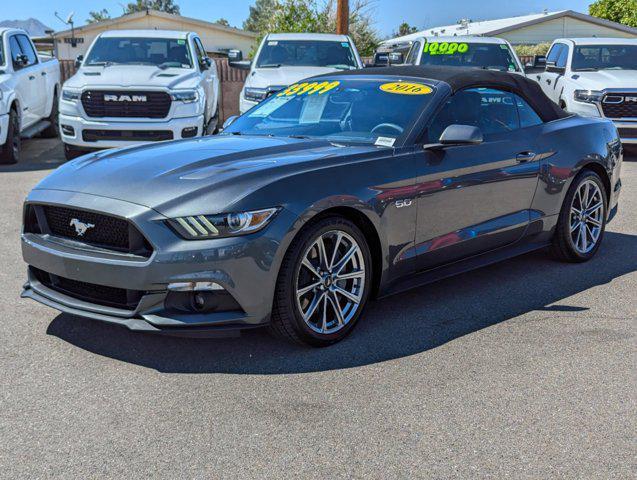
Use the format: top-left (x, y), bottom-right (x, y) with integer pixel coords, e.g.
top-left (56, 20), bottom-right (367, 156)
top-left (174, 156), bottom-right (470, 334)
top-left (256, 40), bottom-right (358, 69)
top-left (224, 77), bottom-right (436, 144)
top-left (85, 37), bottom-right (193, 68)
top-left (572, 45), bottom-right (637, 71)
top-left (419, 42), bottom-right (520, 72)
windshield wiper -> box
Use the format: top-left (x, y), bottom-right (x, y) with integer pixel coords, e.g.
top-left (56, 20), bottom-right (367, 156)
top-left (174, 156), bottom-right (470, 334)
top-left (259, 63), bottom-right (282, 68)
top-left (573, 67), bottom-right (599, 72)
top-left (287, 135), bottom-right (311, 139)
top-left (87, 61), bottom-right (118, 67)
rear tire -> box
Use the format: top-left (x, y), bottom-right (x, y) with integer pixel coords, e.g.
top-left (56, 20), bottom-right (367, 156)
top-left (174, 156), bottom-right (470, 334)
top-left (41, 91), bottom-right (60, 138)
top-left (270, 216), bottom-right (372, 347)
top-left (550, 170), bottom-right (607, 262)
top-left (0, 109), bottom-right (20, 164)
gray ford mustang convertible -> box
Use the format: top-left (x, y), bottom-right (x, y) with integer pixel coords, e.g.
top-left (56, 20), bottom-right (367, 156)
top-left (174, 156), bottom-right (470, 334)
top-left (21, 66), bottom-right (623, 346)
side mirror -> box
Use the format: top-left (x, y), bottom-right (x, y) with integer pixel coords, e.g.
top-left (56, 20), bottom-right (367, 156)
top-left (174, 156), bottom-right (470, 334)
top-left (545, 61), bottom-right (565, 74)
top-left (200, 56), bottom-right (212, 70)
top-left (222, 115), bottom-right (239, 130)
top-left (14, 54), bottom-right (29, 68)
top-left (228, 49), bottom-right (243, 62)
top-left (229, 60), bottom-right (251, 70)
top-left (439, 124), bottom-right (483, 146)
top-left (388, 52), bottom-right (404, 65)
top-left (74, 54), bottom-right (84, 69)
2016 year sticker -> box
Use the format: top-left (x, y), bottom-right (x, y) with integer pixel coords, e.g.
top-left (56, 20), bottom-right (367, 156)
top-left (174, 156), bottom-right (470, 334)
top-left (379, 82), bottom-right (433, 95)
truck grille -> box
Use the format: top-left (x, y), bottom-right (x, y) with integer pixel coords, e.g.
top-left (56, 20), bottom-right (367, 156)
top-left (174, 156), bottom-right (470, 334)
top-left (24, 204), bottom-right (152, 257)
top-left (601, 94), bottom-right (637, 119)
top-left (32, 267), bottom-right (143, 310)
top-left (82, 129), bottom-right (173, 142)
top-left (81, 90), bottom-right (172, 118)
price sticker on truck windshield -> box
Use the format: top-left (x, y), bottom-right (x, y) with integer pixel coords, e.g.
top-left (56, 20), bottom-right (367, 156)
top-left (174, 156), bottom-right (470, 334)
top-left (277, 81), bottom-right (340, 97)
top-left (423, 42), bottom-right (469, 55)
top-left (379, 82), bottom-right (432, 95)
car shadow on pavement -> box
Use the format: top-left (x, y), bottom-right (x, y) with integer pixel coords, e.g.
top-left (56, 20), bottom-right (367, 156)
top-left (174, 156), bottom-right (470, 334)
top-left (46, 231), bottom-right (637, 374)
top-left (0, 139), bottom-right (66, 172)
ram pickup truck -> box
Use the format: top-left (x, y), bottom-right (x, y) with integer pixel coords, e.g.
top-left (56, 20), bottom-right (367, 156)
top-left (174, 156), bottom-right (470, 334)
top-left (535, 38), bottom-right (637, 145)
top-left (0, 28), bottom-right (60, 164)
top-left (60, 30), bottom-right (220, 159)
top-left (231, 33), bottom-right (363, 114)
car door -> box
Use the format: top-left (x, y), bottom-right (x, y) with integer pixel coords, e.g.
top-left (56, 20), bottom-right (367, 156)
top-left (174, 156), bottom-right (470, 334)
top-left (16, 34), bottom-right (46, 120)
top-left (412, 88), bottom-right (543, 271)
top-left (8, 35), bottom-right (38, 128)
top-left (538, 43), bottom-right (568, 103)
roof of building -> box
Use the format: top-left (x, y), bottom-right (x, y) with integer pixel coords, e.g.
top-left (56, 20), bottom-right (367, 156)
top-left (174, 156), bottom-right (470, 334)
top-left (382, 10), bottom-right (637, 45)
top-left (557, 37), bottom-right (637, 45)
top-left (314, 65), bottom-right (569, 122)
top-left (53, 9), bottom-right (258, 39)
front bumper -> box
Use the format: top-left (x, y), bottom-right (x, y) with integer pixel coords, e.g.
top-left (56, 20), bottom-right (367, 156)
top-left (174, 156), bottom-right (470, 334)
top-left (614, 121), bottom-right (637, 145)
top-left (21, 189), bottom-right (297, 336)
top-left (0, 113), bottom-right (8, 146)
top-left (59, 114), bottom-right (205, 149)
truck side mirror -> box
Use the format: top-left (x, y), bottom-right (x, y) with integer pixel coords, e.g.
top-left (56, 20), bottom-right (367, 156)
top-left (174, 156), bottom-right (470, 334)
top-left (200, 56), bottom-right (212, 70)
top-left (228, 49), bottom-right (243, 62)
top-left (74, 54), bottom-right (84, 69)
top-left (388, 52), bottom-right (404, 65)
top-left (14, 54), bottom-right (29, 68)
top-left (545, 61), bottom-right (565, 74)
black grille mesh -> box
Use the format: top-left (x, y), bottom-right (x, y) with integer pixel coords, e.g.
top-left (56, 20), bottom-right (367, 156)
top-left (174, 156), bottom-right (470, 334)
top-left (82, 129), bottom-right (173, 142)
top-left (43, 206), bottom-right (130, 251)
top-left (601, 98), bottom-right (637, 119)
top-left (81, 90), bottom-right (172, 118)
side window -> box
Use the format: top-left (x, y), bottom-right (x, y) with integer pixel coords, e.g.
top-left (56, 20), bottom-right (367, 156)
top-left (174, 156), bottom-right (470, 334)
top-left (426, 88), bottom-right (520, 142)
top-left (16, 35), bottom-right (37, 66)
top-left (9, 36), bottom-right (23, 67)
top-left (514, 94), bottom-right (543, 128)
top-left (556, 45), bottom-right (569, 68)
top-left (406, 41), bottom-right (421, 64)
top-left (546, 44), bottom-right (563, 64)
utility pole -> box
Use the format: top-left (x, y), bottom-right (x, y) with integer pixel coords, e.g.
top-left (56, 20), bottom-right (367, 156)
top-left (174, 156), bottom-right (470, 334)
top-left (336, 0), bottom-right (349, 35)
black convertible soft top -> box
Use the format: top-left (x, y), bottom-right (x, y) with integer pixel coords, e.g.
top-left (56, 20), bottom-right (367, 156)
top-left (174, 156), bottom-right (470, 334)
top-left (317, 65), bottom-right (569, 122)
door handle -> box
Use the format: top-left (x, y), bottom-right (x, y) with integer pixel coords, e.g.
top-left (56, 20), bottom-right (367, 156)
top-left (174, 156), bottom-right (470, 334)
top-left (29, 75), bottom-right (35, 80)
top-left (41, 71), bottom-right (47, 76)
top-left (516, 151), bottom-right (536, 163)
top-left (546, 79), bottom-right (551, 85)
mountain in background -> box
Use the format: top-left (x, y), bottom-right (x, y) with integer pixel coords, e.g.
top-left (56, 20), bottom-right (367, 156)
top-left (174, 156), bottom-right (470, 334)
top-left (0, 18), bottom-right (52, 37)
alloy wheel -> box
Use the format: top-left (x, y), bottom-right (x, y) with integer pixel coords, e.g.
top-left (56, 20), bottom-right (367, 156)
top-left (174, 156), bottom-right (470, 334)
top-left (570, 179), bottom-right (604, 254)
top-left (295, 230), bottom-right (366, 334)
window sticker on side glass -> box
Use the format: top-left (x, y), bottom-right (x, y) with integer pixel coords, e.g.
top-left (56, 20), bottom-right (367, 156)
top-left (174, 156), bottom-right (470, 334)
top-left (423, 42), bottom-right (469, 55)
top-left (277, 81), bottom-right (340, 97)
top-left (379, 82), bottom-right (433, 95)
top-left (375, 137), bottom-right (396, 147)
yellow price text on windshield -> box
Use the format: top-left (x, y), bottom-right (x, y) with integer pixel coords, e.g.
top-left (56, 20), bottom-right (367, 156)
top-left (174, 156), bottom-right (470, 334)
top-left (277, 81), bottom-right (340, 97)
top-left (379, 82), bottom-right (433, 95)
top-left (423, 42), bottom-right (469, 55)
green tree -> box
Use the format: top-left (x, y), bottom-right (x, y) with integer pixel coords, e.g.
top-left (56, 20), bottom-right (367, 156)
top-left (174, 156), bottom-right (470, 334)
top-left (125, 0), bottom-right (181, 15)
top-left (87, 9), bottom-right (111, 24)
top-left (215, 18), bottom-right (231, 27)
top-left (589, 0), bottom-right (637, 27)
top-left (243, 0), bottom-right (279, 32)
top-left (393, 22), bottom-right (418, 37)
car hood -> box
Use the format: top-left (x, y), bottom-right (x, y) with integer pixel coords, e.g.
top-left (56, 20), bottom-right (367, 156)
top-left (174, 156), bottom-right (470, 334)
top-left (571, 70), bottom-right (637, 90)
top-left (65, 65), bottom-right (201, 90)
top-left (35, 136), bottom-right (381, 217)
top-left (245, 66), bottom-right (349, 89)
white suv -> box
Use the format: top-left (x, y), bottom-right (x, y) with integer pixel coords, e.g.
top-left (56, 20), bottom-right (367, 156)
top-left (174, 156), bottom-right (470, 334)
top-left (534, 38), bottom-right (637, 145)
top-left (60, 30), bottom-right (220, 159)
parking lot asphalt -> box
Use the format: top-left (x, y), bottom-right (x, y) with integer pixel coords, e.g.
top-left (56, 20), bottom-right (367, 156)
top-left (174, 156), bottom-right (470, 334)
top-left (0, 139), bottom-right (635, 479)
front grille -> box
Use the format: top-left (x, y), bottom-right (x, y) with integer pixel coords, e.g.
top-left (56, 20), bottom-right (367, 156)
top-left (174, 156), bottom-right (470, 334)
top-left (618, 128), bottom-right (637, 139)
top-left (601, 94), bottom-right (637, 119)
top-left (24, 205), bottom-right (152, 257)
top-left (82, 129), bottom-right (173, 142)
top-left (32, 267), bottom-right (143, 310)
top-left (81, 90), bottom-right (172, 118)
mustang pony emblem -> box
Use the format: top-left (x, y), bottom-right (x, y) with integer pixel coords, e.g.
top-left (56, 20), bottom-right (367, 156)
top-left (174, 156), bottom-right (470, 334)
top-left (70, 218), bottom-right (95, 236)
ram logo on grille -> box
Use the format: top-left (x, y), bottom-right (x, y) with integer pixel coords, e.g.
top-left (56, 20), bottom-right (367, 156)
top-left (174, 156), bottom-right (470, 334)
top-left (104, 94), bottom-right (148, 102)
top-left (70, 218), bottom-right (95, 236)
top-left (625, 96), bottom-right (637, 103)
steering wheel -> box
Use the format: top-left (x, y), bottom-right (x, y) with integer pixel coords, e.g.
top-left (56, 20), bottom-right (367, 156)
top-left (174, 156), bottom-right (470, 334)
top-left (371, 123), bottom-right (404, 135)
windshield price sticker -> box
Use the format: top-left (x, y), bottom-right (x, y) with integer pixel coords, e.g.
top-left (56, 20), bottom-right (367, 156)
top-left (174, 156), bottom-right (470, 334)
top-left (379, 82), bottom-right (433, 95)
top-left (423, 42), bottom-right (469, 55)
top-left (277, 81), bottom-right (341, 97)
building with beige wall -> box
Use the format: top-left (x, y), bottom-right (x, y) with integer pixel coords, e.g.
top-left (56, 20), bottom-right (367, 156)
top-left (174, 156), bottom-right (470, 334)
top-left (52, 9), bottom-right (258, 60)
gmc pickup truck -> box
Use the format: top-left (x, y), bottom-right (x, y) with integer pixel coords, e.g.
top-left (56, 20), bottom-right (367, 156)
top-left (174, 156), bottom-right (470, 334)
top-left (535, 38), bottom-right (637, 145)
top-left (60, 30), bottom-right (220, 159)
top-left (0, 28), bottom-right (61, 164)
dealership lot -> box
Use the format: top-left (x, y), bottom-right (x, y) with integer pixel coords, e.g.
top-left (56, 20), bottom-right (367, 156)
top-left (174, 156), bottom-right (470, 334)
top-left (0, 139), bottom-right (635, 477)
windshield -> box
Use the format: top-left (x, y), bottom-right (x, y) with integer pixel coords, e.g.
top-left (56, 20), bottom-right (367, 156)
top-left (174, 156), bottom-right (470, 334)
top-left (224, 77), bottom-right (436, 144)
top-left (85, 37), bottom-right (193, 68)
top-left (419, 41), bottom-right (520, 72)
top-left (572, 45), bottom-right (637, 71)
top-left (256, 40), bottom-right (358, 69)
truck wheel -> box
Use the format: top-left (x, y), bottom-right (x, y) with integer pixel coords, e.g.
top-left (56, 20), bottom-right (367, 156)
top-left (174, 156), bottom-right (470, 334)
top-left (63, 143), bottom-right (84, 161)
top-left (0, 110), bottom-right (20, 164)
top-left (41, 91), bottom-right (60, 138)
top-left (205, 106), bottom-right (220, 136)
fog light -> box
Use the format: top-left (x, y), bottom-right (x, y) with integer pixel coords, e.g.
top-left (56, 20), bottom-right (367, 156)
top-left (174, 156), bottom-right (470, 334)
top-left (181, 126), bottom-right (198, 138)
top-left (165, 288), bottom-right (242, 314)
top-left (61, 125), bottom-right (75, 136)
top-left (167, 281), bottom-right (224, 291)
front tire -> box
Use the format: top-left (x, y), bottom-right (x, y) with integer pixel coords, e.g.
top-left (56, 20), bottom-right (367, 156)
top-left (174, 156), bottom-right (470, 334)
top-left (63, 143), bottom-right (85, 161)
top-left (0, 109), bottom-right (20, 164)
top-left (41, 91), bottom-right (60, 138)
top-left (551, 170), bottom-right (607, 262)
top-left (270, 216), bottom-right (372, 347)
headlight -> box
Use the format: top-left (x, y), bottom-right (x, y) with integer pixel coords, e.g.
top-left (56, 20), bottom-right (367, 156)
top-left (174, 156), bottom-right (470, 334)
top-left (167, 208), bottom-right (279, 239)
top-left (171, 90), bottom-right (198, 103)
top-left (574, 90), bottom-right (603, 104)
top-left (243, 87), bottom-right (268, 102)
top-left (62, 89), bottom-right (80, 102)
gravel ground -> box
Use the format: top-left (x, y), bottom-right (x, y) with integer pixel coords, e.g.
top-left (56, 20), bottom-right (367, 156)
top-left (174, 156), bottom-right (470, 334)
top-left (0, 139), bottom-right (635, 479)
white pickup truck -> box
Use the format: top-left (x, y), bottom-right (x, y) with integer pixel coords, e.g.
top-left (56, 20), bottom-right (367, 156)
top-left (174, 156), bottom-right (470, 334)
top-left (534, 38), bottom-right (637, 145)
top-left (60, 30), bottom-right (220, 159)
top-left (231, 33), bottom-right (363, 114)
top-left (0, 28), bottom-right (60, 164)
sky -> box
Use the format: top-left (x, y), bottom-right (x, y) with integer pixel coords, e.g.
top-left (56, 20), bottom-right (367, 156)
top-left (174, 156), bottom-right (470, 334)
top-left (2, 0), bottom-right (595, 38)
